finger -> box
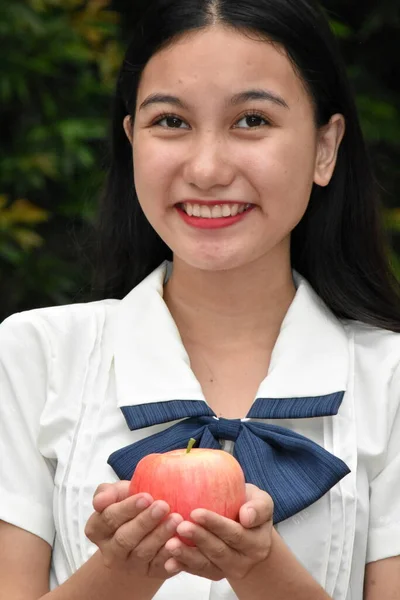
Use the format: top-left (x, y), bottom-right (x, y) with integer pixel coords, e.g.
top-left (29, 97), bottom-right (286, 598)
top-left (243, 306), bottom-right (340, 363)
top-left (148, 536), bottom-right (183, 578)
top-left (93, 481), bottom-right (132, 512)
top-left (163, 540), bottom-right (223, 581)
top-left (133, 513), bottom-right (183, 564)
top-left (107, 500), bottom-right (170, 560)
top-left (180, 512), bottom-right (273, 569)
top-left (239, 484), bottom-right (274, 529)
top-left (86, 493), bottom-right (154, 542)
top-left (163, 557), bottom-right (183, 576)
top-left (163, 539), bottom-right (214, 575)
top-left (189, 511), bottom-right (247, 551)
top-left (172, 520), bottom-right (239, 567)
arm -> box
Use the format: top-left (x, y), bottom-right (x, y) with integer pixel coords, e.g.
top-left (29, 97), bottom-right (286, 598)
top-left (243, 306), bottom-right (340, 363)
top-left (40, 551), bottom-right (163, 600)
top-left (0, 482), bottom-right (185, 600)
top-left (237, 547), bottom-right (400, 600)
top-left (364, 557), bottom-right (400, 600)
top-left (0, 521), bottom-right (52, 600)
top-left (228, 528), bottom-right (330, 600)
top-left (0, 521), bottom-right (162, 600)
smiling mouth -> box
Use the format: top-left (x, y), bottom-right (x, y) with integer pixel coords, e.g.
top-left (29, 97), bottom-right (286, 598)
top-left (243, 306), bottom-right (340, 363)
top-left (177, 202), bottom-right (253, 219)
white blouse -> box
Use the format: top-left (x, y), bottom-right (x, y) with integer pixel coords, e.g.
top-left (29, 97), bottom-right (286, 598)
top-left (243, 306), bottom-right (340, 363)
top-left (0, 261), bottom-right (399, 600)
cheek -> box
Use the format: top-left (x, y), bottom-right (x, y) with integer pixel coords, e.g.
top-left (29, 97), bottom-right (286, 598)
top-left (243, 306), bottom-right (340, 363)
top-left (133, 134), bottom-right (177, 212)
top-left (246, 134), bottom-right (317, 213)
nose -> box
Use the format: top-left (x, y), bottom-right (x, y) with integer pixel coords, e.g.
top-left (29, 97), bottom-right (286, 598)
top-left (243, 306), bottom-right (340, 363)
top-left (183, 132), bottom-right (235, 191)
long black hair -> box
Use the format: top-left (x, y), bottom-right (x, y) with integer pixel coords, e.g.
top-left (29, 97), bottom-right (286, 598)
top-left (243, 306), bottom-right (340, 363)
top-left (94, 0), bottom-right (400, 332)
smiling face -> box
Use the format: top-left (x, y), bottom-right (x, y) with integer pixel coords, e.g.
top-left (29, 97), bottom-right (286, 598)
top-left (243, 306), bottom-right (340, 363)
top-left (126, 25), bottom-right (344, 273)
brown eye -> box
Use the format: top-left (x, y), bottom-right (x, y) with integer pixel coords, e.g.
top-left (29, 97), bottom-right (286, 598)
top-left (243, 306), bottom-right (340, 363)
top-left (246, 115), bottom-right (264, 127)
top-left (165, 116), bottom-right (184, 128)
top-left (234, 113), bottom-right (269, 129)
top-left (154, 114), bottom-right (190, 129)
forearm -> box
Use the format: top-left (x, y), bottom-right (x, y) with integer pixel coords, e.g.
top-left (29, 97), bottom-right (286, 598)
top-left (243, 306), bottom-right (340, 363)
top-left (40, 550), bottom-right (163, 600)
top-left (228, 528), bottom-right (331, 600)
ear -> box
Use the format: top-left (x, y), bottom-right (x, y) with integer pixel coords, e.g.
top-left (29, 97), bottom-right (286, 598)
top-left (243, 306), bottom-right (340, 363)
top-left (123, 115), bottom-right (134, 145)
top-left (313, 114), bottom-right (346, 187)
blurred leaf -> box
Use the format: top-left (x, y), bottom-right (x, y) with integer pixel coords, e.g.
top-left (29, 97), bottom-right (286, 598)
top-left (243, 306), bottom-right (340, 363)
top-left (57, 118), bottom-right (107, 143)
top-left (389, 248), bottom-right (400, 282)
top-left (12, 227), bottom-right (45, 250)
top-left (0, 241), bottom-right (25, 265)
top-left (0, 198), bottom-right (49, 226)
top-left (385, 209), bottom-right (400, 233)
top-left (357, 95), bottom-right (400, 146)
top-left (329, 18), bottom-right (352, 39)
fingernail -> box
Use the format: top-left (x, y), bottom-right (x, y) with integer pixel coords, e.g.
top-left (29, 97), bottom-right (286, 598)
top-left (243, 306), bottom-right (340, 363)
top-left (166, 516), bottom-right (180, 532)
top-left (166, 562), bottom-right (181, 574)
top-left (136, 497), bottom-right (150, 510)
top-left (190, 510), bottom-right (205, 524)
top-left (247, 507), bottom-right (256, 526)
top-left (94, 492), bottom-right (106, 504)
top-left (152, 503), bottom-right (167, 519)
top-left (177, 523), bottom-right (193, 538)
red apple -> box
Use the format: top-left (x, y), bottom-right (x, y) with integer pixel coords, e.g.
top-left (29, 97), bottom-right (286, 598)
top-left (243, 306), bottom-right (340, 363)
top-left (129, 438), bottom-right (246, 545)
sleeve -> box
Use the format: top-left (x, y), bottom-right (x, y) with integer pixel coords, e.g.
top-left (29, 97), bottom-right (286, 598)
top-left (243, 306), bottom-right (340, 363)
top-left (366, 361), bottom-right (400, 563)
top-left (0, 312), bottom-right (55, 546)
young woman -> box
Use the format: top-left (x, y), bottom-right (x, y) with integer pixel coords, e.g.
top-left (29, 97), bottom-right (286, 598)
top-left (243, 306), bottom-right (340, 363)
top-left (1, 1), bottom-right (399, 599)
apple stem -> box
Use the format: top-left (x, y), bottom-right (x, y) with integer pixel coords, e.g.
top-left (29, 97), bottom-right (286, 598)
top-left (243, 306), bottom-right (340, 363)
top-left (186, 438), bottom-right (196, 454)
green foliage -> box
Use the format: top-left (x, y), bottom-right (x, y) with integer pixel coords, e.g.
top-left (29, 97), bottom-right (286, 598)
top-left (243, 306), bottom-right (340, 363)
top-left (0, 0), bottom-right (399, 320)
top-left (324, 1), bottom-right (400, 279)
top-left (0, 0), bottom-right (122, 319)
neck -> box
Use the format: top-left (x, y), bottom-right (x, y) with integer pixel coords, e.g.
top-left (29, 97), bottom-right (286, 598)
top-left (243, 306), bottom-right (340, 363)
top-left (163, 254), bottom-right (296, 350)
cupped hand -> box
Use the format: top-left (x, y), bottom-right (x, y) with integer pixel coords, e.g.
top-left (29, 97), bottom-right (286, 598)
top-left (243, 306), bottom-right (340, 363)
top-left (163, 483), bottom-right (274, 581)
top-left (85, 481), bottom-right (183, 578)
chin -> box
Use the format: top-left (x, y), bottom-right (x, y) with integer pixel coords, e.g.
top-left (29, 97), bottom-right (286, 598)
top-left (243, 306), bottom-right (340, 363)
top-left (174, 249), bottom-right (254, 273)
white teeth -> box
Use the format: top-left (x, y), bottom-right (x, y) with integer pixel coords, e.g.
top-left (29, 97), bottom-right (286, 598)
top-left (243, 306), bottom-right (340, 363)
top-left (211, 205), bottom-right (223, 218)
top-left (200, 205), bottom-right (212, 218)
top-left (181, 203), bottom-right (251, 218)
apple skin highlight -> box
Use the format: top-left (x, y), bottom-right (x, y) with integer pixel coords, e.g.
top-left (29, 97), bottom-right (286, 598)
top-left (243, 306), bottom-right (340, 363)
top-left (129, 439), bottom-right (246, 546)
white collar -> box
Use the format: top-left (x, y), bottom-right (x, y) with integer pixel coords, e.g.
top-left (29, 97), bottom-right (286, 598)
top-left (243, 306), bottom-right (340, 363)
top-left (112, 262), bottom-right (349, 408)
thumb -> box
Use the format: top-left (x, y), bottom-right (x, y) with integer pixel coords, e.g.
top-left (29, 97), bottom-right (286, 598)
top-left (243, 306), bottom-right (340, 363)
top-left (239, 483), bottom-right (274, 528)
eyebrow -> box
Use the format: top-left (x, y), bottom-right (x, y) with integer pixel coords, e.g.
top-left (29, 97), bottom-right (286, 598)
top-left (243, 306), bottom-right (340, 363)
top-left (139, 88), bottom-right (289, 111)
top-left (230, 89), bottom-right (289, 109)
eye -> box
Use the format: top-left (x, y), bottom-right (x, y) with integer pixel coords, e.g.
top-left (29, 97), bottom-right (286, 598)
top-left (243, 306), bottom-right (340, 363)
top-left (152, 113), bottom-right (190, 129)
top-left (234, 112), bottom-right (270, 129)
top-left (151, 111), bottom-right (270, 130)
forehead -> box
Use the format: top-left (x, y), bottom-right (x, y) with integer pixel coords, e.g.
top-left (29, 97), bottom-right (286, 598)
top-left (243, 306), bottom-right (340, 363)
top-left (137, 25), bottom-right (305, 104)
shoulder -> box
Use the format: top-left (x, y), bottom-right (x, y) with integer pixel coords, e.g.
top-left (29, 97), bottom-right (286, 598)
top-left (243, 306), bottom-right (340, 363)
top-left (342, 319), bottom-right (400, 418)
top-left (1, 298), bottom-right (119, 331)
top-left (0, 299), bottom-right (120, 366)
top-left (343, 319), bottom-right (400, 371)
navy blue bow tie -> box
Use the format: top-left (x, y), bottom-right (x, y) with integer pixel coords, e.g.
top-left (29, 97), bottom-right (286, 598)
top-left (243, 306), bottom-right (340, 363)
top-left (108, 393), bottom-right (350, 524)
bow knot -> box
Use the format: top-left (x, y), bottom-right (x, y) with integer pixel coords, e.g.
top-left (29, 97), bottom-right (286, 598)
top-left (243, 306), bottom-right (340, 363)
top-left (109, 394), bottom-right (350, 524)
top-left (209, 417), bottom-right (242, 442)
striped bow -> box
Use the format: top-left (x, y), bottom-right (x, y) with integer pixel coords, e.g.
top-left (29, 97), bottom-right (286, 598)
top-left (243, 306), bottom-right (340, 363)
top-left (108, 393), bottom-right (350, 523)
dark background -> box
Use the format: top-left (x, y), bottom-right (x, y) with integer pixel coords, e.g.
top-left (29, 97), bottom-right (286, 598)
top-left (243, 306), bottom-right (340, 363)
top-left (1, 0), bottom-right (399, 321)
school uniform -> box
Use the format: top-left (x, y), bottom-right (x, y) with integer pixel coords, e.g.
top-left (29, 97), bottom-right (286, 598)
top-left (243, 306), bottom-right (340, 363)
top-left (0, 261), bottom-right (399, 599)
